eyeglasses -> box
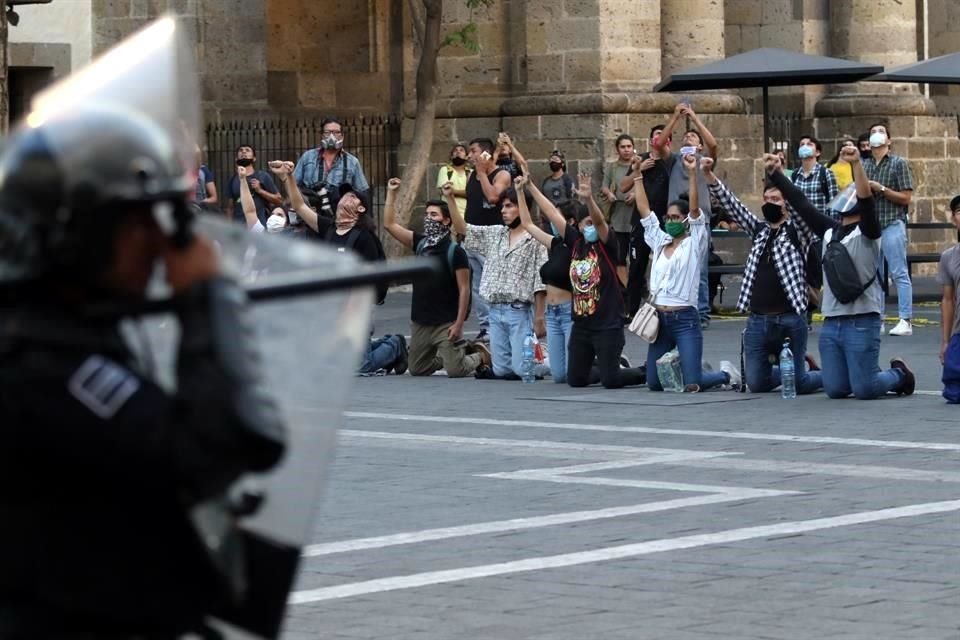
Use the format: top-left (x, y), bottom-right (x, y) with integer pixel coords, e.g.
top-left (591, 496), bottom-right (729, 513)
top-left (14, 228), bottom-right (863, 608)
top-left (323, 129), bottom-right (343, 136)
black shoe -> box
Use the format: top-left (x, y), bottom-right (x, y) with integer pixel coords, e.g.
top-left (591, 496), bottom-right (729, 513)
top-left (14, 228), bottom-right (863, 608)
top-left (392, 335), bottom-right (408, 375)
top-left (475, 328), bottom-right (489, 344)
top-left (890, 358), bottom-right (915, 396)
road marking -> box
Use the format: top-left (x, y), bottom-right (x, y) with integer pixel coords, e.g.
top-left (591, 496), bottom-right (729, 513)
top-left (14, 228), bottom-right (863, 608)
top-left (302, 491), bottom-right (788, 558)
top-left (291, 499), bottom-right (960, 604)
top-left (344, 412), bottom-right (960, 452)
top-left (340, 429), bottom-right (737, 460)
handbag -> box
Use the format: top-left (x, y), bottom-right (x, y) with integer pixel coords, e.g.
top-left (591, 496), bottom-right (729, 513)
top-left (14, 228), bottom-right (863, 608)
top-left (628, 287), bottom-right (662, 343)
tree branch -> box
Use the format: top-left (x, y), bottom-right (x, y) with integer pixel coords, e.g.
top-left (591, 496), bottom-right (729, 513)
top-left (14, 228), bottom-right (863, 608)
top-left (407, 0), bottom-right (426, 50)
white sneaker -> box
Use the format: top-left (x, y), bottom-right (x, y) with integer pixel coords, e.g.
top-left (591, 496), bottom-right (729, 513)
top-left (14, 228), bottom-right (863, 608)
top-left (719, 360), bottom-right (741, 388)
top-left (888, 319), bottom-right (913, 336)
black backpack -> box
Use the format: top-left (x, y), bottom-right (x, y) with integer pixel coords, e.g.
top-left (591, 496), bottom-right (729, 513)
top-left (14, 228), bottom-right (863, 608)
top-left (821, 229), bottom-right (876, 304)
top-left (327, 226), bottom-right (389, 304)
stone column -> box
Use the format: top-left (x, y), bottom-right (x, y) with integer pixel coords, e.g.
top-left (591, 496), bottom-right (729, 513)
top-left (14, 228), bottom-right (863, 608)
top-left (815, 0), bottom-right (934, 116)
top-left (660, 0), bottom-right (726, 78)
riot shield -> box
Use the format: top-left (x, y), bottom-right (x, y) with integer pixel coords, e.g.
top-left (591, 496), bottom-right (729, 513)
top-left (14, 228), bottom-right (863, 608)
top-left (135, 216), bottom-right (374, 639)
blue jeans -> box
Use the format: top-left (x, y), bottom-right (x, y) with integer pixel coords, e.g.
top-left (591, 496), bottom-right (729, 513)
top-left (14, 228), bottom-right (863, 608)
top-left (698, 245), bottom-right (710, 321)
top-left (360, 335), bottom-right (404, 373)
top-left (820, 314), bottom-right (905, 399)
top-left (467, 251), bottom-right (489, 329)
top-left (646, 307), bottom-right (728, 391)
top-left (545, 301), bottom-right (574, 384)
top-left (942, 334), bottom-right (960, 404)
top-left (488, 302), bottom-right (534, 378)
top-left (744, 312), bottom-right (823, 394)
top-left (881, 220), bottom-right (912, 320)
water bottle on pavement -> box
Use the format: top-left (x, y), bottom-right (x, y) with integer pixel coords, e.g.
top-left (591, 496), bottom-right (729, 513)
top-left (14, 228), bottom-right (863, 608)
top-left (780, 338), bottom-right (797, 399)
top-left (521, 334), bottom-right (537, 383)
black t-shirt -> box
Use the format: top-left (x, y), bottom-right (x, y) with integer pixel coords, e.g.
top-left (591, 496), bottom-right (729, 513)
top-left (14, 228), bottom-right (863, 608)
top-left (564, 226), bottom-right (624, 330)
top-left (327, 226), bottom-right (381, 262)
top-left (229, 170), bottom-right (280, 226)
top-left (411, 233), bottom-right (469, 326)
top-left (628, 153), bottom-right (675, 231)
top-left (751, 229), bottom-right (792, 313)
top-left (540, 236), bottom-right (573, 291)
top-left (464, 169), bottom-right (506, 226)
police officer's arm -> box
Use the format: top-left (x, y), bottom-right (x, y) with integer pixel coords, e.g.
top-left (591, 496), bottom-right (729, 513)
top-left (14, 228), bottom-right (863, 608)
top-left (237, 167), bottom-right (260, 230)
top-left (383, 178), bottom-right (414, 249)
top-left (515, 176), bottom-right (554, 248)
top-left (580, 173), bottom-right (610, 243)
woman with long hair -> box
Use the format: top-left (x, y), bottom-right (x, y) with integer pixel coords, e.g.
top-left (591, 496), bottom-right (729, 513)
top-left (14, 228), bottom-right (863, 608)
top-left (634, 153), bottom-right (739, 392)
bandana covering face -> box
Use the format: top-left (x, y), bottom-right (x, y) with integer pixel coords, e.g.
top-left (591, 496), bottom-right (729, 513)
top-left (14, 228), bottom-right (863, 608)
top-left (336, 197), bottom-right (361, 231)
top-left (420, 216), bottom-right (450, 251)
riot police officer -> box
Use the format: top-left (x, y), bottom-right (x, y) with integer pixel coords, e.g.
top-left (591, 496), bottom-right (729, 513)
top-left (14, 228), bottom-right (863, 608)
top-left (0, 104), bottom-right (287, 638)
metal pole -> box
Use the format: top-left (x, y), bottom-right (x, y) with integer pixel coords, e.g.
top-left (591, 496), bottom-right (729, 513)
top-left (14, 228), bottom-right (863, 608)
top-left (762, 85), bottom-right (770, 153)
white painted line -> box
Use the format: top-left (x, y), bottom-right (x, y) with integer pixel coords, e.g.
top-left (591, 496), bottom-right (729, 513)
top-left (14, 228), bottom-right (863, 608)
top-left (302, 491), bottom-right (781, 558)
top-left (340, 429), bottom-right (734, 459)
top-left (481, 471), bottom-right (798, 498)
top-left (344, 412), bottom-right (960, 452)
top-left (291, 499), bottom-right (960, 604)
top-left (680, 457), bottom-right (960, 484)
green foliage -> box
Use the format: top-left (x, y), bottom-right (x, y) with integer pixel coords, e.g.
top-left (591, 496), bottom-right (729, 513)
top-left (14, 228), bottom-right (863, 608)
top-left (441, 0), bottom-right (495, 54)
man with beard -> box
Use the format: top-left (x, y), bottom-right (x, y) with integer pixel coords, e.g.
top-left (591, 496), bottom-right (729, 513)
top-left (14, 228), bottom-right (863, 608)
top-left (704, 155), bottom-right (824, 395)
top-left (383, 178), bottom-right (490, 377)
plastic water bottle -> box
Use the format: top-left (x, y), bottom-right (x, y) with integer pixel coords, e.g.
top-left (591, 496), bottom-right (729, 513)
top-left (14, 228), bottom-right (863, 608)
top-left (780, 338), bottom-right (797, 399)
top-left (521, 335), bottom-right (537, 383)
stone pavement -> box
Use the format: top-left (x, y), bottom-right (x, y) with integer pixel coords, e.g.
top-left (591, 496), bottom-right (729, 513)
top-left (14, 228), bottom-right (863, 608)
top-left (280, 292), bottom-right (959, 639)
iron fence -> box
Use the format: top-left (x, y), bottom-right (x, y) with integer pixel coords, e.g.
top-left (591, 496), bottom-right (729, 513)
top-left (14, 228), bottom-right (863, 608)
top-left (204, 115), bottom-right (402, 234)
top-left (766, 113), bottom-right (805, 170)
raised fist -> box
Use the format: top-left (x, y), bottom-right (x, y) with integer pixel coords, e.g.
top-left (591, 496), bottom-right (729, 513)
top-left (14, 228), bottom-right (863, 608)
top-left (387, 177), bottom-right (401, 191)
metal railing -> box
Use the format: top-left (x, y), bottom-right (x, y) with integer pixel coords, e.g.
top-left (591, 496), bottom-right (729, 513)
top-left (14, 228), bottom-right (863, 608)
top-left (203, 115), bottom-right (402, 233)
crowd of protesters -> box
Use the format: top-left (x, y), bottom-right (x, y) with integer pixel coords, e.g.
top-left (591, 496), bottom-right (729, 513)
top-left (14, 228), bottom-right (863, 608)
top-left (197, 108), bottom-right (960, 403)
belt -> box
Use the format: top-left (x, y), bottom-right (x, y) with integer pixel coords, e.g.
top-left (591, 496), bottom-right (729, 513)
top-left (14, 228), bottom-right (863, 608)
top-left (752, 308), bottom-right (792, 316)
top-left (655, 304), bottom-right (690, 312)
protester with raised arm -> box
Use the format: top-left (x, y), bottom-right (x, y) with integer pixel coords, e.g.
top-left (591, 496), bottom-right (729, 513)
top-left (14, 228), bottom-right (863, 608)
top-left (635, 154), bottom-right (737, 392)
top-left (766, 148), bottom-right (915, 399)
top-left (704, 156), bottom-right (823, 395)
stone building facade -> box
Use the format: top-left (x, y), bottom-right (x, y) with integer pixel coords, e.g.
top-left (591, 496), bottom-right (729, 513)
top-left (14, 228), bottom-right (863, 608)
top-left (80, 0), bottom-right (960, 253)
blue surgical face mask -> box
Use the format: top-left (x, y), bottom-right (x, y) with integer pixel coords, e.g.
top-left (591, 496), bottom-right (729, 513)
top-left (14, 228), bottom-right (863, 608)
top-left (798, 145), bottom-right (815, 159)
top-left (583, 225), bottom-right (599, 243)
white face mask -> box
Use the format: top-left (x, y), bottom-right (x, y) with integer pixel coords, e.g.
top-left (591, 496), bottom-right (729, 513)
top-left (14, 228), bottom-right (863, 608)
top-left (869, 132), bottom-right (887, 148)
top-left (266, 215), bottom-right (286, 233)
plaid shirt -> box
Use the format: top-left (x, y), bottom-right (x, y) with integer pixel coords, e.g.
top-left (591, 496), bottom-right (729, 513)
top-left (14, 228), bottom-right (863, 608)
top-left (791, 162), bottom-right (838, 219)
top-left (863, 152), bottom-right (913, 228)
top-left (464, 224), bottom-right (547, 304)
top-left (709, 179), bottom-right (816, 315)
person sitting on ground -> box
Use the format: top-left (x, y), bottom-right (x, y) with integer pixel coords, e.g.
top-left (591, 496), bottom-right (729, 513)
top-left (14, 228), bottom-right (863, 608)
top-left (704, 156), bottom-right (823, 395)
top-left (445, 179), bottom-right (548, 380)
top-left (527, 173), bottom-right (646, 389)
top-left (634, 153), bottom-right (738, 392)
top-left (766, 147), bottom-right (915, 399)
top-left (272, 161), bottom-right (408, 375)
top-left (937, 194), bottom-right (960, 404)
top-left (383, 177), bottom-right (490, 378)
top-left (515, 179), bottom-right (580, 384)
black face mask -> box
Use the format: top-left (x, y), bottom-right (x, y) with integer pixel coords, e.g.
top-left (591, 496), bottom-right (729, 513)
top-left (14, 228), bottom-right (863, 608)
top-left (761, 202), bottom-right (785, 224)
top-left (497, 157), bottom-right (513, 166)
top-left (507, 217), bottom-right (522, 229)
top-left (860, 149), bottom-right (871, 159)
top-left (451, 157), bottom-right (467, 167)
top-left (549, 162), bottom-right (563, 172)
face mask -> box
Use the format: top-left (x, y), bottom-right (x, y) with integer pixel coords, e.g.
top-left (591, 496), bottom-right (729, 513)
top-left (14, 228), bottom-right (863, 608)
top-left (665, 220), bottom-right (687, 238)
top-left (497, 156), bottom-right (513, 166)
top-left (419, 216), bottom-right (450, 249)
top-left (798, 145), bottom-right (815, 159)
top-left (869, 132), bottom-right (887, 148)
top-left (321, 134), bottom-right (343, 151)
top-left (583, 225), bottom-right (598, 243)
top-left (266, 215), bottom-right (286, 233)
top-left (761, 202), bottom-right (785, 224)
top-left (549, 162), bottom-right (563, 172)
top-left (507, 217), bottom-right (522, 229)
top-left (451, 157), bottom-right (467, 167)
top-left (335, 198), bottom-right (361, 230)
top-left (860, 149), bottom-right (871, 159)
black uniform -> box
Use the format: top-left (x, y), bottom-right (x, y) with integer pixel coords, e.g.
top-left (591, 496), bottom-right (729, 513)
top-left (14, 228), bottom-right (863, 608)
top-left (0, 279), bottom-right (285, 638)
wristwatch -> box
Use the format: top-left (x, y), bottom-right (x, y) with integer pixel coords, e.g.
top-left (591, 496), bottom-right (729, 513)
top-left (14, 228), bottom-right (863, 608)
top-left (880, 185), bottom-right (887, 193)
